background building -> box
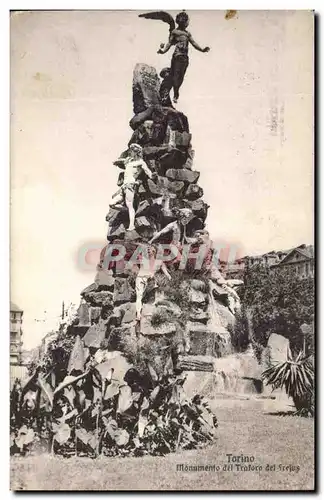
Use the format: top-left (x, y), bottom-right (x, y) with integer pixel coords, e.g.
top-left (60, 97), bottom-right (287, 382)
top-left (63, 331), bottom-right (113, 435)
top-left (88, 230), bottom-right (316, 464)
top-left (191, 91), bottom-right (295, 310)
top-left (10, 302), bottom-right (23, 364)
top-left (270, 245), bottom-right (314, 278)
top-left (223, 244), bottom-right (314, 280)
top-left (10, 302), bottom-right (28, 388)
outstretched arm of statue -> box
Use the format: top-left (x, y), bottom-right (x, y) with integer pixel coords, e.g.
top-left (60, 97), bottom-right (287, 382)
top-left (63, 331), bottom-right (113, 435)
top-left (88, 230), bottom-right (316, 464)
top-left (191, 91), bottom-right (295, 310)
top-left (149, 221), bottom-right (178, 244)
top-left (113, 157), bottom-right (127, 168)
top-left (140, 160), bottom-right (155, 179)
top-left (188, 33), bottom-right (210, 52)
top-left (158, 32), bottom-right (175, 54)
top-left (158, 41), bottom-right (172, 54)
top-left (226, 279), bottom-right (244, 287)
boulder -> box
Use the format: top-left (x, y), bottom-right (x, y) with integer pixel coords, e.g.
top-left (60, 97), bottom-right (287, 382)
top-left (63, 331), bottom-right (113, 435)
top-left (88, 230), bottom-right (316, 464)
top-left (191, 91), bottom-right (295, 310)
top-left (95, 351), bottom-right (133, 384)
top-left (172, 130), bottom-right (191, 147)
top-left (188, 288), bottom-right (208, 306)
top-left (166, 108), bottom-right (189, 133)
top-left (83, 320), bottom-right (107, 348)
top-left (207, 293), bottom-right (235, 329)
top-left (153, 298), bottom-right (182, 318)
top-left (107, 224), bottom-right (126, 241)
top-left (114, 265), bottom-right (134, 279)
top-left (86, 291), bottom-right (114, 308)
top-left (90, 306), bottom-right (101, 323)
top-left (186, 323), bottom-right (215, 356)
top-left (106, 307), bottom-right (123, 329)
top-left (141, 317), bottom-right (177, 336)
top-left (114, 302), bottom-right (137, 324)
top-left (105, 206), bottom-right (128, 226)
top-left (124, 228), bottom-right (141, 242)
top-left (77, 302), bottom-right (91, 327)
top-left (108, 322), bottom-right (137, 350)
top-left (266, 333), bottom-right (289, 365)
top-left (185, 321), bottom-right (232, 358)
top-left (185, 217), bottom-right (205, 235)
top-left (135, 216), bottom-right (153, 231)
top-left (166, 169), bottom-right (200, 184)
top-left (143, 144), bottom-right (172, 160)
top-left (189, 279), bottom-right (208, 292)
top-left (190, 199), bottom-right (209, 220)
top-left (184, 148), bottom-right (195, 170)
top-left (158, 148), bottom-right (187, 172)
top-left (113, 277), bottom-right (135, 305)
top-left (139, 302), bottom-right (177, 336)
top-left (81, 282), bottom-right (98, 297)
top-left (138, 183), bottom-right (148, 195)
top-left (148, 176), bottom-right (184, 196)
top-left (184, 184), bottom-right (203, 200)
top-left (135, 227), bottom-right (157, 241)
top-left (95, 268), bottom-right (114, 291)
top-left (189, 309), bottom-right (210, 324)
top-left (135, 199), bottom-right (153, 217)
top-left (67, 335), bottom-right (86, 374)
top-left (117, 171), bottom-right (124, 186)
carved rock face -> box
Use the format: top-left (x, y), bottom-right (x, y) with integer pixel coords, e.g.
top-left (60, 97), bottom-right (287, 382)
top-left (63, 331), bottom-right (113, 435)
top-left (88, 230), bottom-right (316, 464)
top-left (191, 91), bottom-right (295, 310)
top-left (132, 63), bottom-right (161, 114)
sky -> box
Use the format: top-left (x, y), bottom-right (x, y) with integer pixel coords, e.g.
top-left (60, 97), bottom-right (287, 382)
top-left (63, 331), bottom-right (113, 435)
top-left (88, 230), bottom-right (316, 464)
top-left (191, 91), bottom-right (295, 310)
top-left (10, 10), bottom-right (314, 349)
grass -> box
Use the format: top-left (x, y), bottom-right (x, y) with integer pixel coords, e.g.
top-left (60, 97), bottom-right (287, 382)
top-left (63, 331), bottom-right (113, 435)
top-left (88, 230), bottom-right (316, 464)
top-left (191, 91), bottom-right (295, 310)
top-left (10, 398), bottom-right (314, 491)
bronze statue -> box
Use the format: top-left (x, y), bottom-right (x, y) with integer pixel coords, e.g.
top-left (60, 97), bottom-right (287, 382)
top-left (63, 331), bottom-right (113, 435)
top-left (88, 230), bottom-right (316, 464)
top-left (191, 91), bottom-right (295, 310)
top-left (139, 11), bottom-right (210, 104)
top-left (159, 67), bottom-right (174, 108)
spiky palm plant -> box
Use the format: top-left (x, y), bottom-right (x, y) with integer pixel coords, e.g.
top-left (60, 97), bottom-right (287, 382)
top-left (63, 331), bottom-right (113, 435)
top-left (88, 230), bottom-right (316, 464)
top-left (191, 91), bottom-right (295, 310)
top-left (261, 348), bottom-right (314, 416)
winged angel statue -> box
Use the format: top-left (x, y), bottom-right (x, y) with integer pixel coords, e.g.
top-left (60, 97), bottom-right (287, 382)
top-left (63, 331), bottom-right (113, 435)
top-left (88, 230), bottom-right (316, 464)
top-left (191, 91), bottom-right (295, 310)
top-left (139, 10), bottom-right (210, 103)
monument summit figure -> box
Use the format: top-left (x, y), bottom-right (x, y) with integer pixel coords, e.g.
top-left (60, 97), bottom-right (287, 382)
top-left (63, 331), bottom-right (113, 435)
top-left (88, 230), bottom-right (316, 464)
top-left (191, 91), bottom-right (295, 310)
top-left (139, 10), bottom-right (210, 103)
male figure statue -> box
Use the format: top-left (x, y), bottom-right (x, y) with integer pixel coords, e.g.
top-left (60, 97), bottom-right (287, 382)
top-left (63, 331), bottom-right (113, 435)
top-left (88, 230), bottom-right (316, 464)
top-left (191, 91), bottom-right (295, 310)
top-left (134, 245), bottom-right (172, 321)
top-left (148, 207), bottom-right (194, 245)
top-left (139, 11), bottom-right (210, 103)
top-left (209, 265), bottom-right (244, 315)
top-left (157, 11), bottom-right (210, 103)
top-left (110, 143), bottom-right (156, 231)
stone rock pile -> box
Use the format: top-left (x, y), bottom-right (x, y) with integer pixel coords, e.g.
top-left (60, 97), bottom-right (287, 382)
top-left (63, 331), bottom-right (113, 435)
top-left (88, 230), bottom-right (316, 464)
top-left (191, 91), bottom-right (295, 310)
top-left (72, 63), bottom-right (237, 372)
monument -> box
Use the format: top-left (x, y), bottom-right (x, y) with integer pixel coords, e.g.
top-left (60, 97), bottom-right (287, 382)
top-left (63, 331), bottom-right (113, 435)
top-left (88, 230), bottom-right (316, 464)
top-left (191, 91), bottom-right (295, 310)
top-left (11, 10), bottom-right (244, 461)
top-left (76, 10), bottom-right (241, 372)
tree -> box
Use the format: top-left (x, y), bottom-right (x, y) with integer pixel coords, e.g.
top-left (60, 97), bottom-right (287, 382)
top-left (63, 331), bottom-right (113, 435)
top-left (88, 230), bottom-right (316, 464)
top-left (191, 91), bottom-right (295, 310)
top-left (241, 263), bottom-right (314, 353)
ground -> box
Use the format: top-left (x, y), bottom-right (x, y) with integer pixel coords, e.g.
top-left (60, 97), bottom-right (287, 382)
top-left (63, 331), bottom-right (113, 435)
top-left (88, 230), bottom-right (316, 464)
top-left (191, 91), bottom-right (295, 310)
top-left (10, 397), bottom-right (314, 491)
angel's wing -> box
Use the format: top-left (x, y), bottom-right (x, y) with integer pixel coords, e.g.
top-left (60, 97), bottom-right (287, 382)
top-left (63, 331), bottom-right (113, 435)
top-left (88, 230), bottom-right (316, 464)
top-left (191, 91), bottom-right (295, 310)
top-left (138, 11), bottom-right (175, 34)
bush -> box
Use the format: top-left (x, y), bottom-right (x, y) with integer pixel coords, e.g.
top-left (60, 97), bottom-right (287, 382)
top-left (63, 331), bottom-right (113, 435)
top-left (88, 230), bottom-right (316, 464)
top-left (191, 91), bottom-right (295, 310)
top-left (262, 350), bottom-right (314, 416)
top-left (10, 339), bottom-right (218, 458)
